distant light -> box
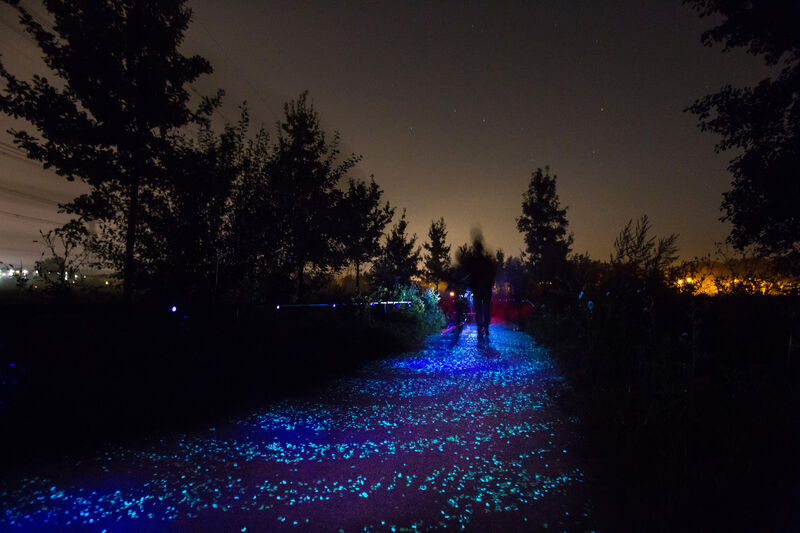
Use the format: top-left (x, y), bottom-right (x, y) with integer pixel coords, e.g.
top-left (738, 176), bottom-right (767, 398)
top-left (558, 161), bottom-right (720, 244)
top-left (105, 280), bottom-right (109, 285)
top-left (9, 363), bottom-right (14, 368)
top-left (276, 305), bottom-right (280, 310)
top-left (332, 303), bottom-right (337, 308)
top-left (449, 291), bottom-right (455, 297)
top-left (170, 306), bottom-right (177, 313)
top-left (21, 269), bottom-right (28, 276)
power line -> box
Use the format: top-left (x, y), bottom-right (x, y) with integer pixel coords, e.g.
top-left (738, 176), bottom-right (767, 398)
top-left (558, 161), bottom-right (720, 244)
top-left (194, 18), bottom-right (275, 125)
top-left (0, 149), bottom-right (41, 167)
top-left (0, 184), bottom-right (61, 206)
top-left (0, 208), bottom-right (63, 225)
top-left (189, 85), bottom-right (231, 123)
top-left (0, 246), bottom-right (41, 254)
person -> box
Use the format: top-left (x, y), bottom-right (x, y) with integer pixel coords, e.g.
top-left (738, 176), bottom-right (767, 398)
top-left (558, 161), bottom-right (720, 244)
top-left (460, 239), bottom-right (496, 339)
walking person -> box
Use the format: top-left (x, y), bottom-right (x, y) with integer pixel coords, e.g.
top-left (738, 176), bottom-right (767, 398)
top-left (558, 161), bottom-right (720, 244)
top-left (458, 238), bottom-right (497, 339)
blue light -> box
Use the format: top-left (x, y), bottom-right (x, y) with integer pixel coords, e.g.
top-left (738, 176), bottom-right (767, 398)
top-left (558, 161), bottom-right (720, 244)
top-left (170, 306), bottom-right (177, 313)
top-left (9, 363), bottom-right (14, 367)
top-left (332, 303), bottom-right (337, 308)
top-left (276, 305), bottom-right (280, 310)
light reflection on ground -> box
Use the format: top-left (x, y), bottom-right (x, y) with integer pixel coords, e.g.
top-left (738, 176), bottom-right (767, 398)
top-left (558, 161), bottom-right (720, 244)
top-left (0, 323), bottom-right (596, 531)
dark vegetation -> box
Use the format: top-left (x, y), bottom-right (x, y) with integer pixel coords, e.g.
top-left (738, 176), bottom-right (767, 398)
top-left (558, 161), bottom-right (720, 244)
top-left (495, 2), bottom-right (800, 528)
top-left (1, 0), bottom-right (799, 529)
top-left (0, 0), bottom-right (444, 469)
top-left (520, 255), bottom-right (800, 531)
top-left (0, 292), bottom-right (443, 471)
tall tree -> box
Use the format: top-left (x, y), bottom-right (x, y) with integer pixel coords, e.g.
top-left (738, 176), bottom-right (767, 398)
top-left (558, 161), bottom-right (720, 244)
top-left (371, 210), bottom-right (420, 290)
top-left (225, 124), bottom-right (276, 301)
top-left (340, 177), bottom-right (394, 295)
top-left (422, 217), bottom-right (451, 292)
top-left (516, 166), bottom-right (573, 282)
top-left (0, 0), bottom-right (215, 300)
top-left (269, 91), bottom-right (360, 301)
top-left (158, 106), bottom-right (247, 302)
top-left (685, 0), bottom-right (800, 266)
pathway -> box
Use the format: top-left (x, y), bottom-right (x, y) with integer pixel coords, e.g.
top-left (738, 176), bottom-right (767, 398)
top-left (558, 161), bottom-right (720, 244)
top-left (1, 322), bottom-right (596, 531)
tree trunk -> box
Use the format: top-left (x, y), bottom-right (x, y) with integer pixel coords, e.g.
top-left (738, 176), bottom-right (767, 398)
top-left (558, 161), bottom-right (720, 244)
top-left (355, 261), bottom-right (361, 296)
top-left (123, 175), bottom-right (140, 302)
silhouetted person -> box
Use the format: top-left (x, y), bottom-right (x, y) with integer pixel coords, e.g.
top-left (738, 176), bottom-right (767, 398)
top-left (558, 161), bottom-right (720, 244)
top-left (460, 239), bottom-right (496, 339)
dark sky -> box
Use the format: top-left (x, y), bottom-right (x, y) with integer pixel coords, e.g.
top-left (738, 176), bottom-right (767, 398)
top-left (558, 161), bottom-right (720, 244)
top-left (0, 0), bottom-right (773, 267)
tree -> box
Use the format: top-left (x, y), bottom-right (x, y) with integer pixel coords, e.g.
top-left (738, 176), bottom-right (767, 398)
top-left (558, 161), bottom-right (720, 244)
top-left (685, 0), bottom-right (800, 266)
top-left (516, 166), bottom-right (573, 282)
top-left (422, 217), bottom-right (451, 292)
top-left (370, 210), bottom-right (420, 290)
top-left (268, 92), bottom-right (361, 301)
top-left (34, 219), bottom-right (89, 297)
top-left (0, 0), bottom-right (216, 301)
top-left (225, 123), bottom-right (276, 301)
top-left (158, 106), bottom-right (247, 302)
top-left (340, 177), bottom-right (394, 295)
top-left (612, 214), bottom-right (678, 277)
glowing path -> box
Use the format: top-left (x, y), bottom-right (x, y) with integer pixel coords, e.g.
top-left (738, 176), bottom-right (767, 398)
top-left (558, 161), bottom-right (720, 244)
top-left (0, 323), bottom-right (596, 531)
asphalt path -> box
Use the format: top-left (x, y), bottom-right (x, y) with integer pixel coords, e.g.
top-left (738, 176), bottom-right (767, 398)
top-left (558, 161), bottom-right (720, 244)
top-left (1, 322), bottom-right (597, 532)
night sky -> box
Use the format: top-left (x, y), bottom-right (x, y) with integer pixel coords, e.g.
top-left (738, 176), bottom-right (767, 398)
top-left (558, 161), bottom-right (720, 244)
top-left (0, 0), bottom-right (774, 267)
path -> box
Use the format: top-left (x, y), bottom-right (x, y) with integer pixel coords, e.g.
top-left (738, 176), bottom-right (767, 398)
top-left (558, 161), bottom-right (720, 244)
top-left (1, 323), bottom-right (596, 531)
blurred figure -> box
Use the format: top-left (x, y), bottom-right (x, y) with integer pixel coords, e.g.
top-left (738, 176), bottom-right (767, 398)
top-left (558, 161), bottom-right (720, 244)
top-left (458, 238), bottom-right (497, 339)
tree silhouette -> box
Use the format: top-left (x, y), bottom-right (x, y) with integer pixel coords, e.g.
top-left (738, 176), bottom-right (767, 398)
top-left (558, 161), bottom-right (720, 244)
top-left (516, 166), bottom-right (573, 282)
top-left (225, 123), bottom-right (276, 301)
top-left (422, 217), bottom-right (451, 292)
top-left (340, 177), bottom-right (394, 295)
top-left (34, 219), bottom-right (88, 298)
top-left (159, 106), bottom-right (247, 302)
top-left (269, 92), bottom-right (361, 301)
top-left (685, 0), bottom-right (800, 266)
top-left (0, 0), bottom-right (215, 301)
top-left (371, 210), bottom-right (420, 291)
top-left (612, 214), bottom-right (678, 277)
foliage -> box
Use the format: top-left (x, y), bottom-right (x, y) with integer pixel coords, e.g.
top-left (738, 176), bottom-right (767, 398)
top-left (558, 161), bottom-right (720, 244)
top-left (152, 106), bottom-right (247, 302)
top-left (340, 177), bottom-right (394, 295)
top-left (516, 167), bottom-right (573, 283)
top-left (370, 210), bottom-right (420, 291)
top-left (224, 122), bottom-right (276, 301)
top-left (370, 285), bottom-right (445, 335)
top-left (0, 0), bottom-right (216, 300)
top-left (518, 218), bottom-right (799, 531)
top-left (269, 91), bottom-right (361, 301)
top-left (422, 217), bottom-right (451, 292)
top-left (34, 219), bottom-right (89, 297)
top-left (611, 214), bottom-right (679, 277)
top-left (685, 0), bottom-right (800, 266)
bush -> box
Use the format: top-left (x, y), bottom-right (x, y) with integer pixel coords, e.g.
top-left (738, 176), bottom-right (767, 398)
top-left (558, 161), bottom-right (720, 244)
top-left (525, 261), bottom-right (800, 531)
